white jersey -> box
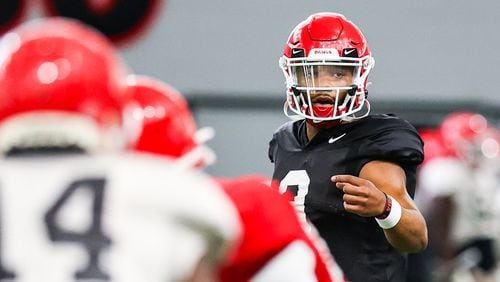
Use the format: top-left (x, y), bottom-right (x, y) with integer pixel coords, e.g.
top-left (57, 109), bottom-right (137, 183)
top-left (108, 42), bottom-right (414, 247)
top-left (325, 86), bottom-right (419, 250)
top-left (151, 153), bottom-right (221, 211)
top-left (418, 157), bottom-right (498, 245)
top-left (0, 153), bottom-right (241, 282)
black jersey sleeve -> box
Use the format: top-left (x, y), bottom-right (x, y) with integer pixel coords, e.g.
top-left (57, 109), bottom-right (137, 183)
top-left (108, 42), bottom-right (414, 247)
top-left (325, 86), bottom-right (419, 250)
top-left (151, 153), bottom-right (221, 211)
top-left (363, 124), bottom-right (423, 164)
top-left (347, 115), bottom-right (424, 178)
top-left (356, 115), bottom-right (424, 164)
top-left (350, 115), bottom-right (424, 197)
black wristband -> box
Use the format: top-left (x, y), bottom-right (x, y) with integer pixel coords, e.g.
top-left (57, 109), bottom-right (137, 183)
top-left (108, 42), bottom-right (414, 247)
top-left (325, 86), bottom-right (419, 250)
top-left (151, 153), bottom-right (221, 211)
top-left (376, 192), bottom-right (392, 219)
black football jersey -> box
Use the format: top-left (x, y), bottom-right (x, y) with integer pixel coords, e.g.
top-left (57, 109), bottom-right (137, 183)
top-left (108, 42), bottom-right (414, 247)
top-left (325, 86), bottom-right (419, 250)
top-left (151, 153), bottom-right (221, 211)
top-left (269, 114), bottom-right (424, 282)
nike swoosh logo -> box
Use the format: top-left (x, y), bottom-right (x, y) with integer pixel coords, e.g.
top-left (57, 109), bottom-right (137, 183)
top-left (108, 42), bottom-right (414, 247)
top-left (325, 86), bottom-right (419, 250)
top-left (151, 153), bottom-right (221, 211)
top-left (344, 49), bottom-right (355, 55)
top-left (292, 49), bottom-right (302, 54)
top-left (328, 133), bottom-right (346, 144)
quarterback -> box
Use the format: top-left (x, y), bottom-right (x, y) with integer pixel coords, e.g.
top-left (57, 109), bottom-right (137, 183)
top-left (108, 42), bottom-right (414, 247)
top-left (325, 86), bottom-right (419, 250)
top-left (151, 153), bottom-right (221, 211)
top-left (269, 12), bottom-right (428, 282)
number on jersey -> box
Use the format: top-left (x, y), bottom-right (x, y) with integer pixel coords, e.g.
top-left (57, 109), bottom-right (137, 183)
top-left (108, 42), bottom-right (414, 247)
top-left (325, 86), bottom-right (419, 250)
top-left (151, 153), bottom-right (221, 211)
top-left (0, 178), bottom-right (111, 280)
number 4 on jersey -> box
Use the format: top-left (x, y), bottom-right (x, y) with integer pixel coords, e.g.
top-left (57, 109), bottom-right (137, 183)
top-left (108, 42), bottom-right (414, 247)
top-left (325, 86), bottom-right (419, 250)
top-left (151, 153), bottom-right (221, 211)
top-left (0, 178), bottom-right (111, 280)
top-left (45, 178), bottom-right (111, 280)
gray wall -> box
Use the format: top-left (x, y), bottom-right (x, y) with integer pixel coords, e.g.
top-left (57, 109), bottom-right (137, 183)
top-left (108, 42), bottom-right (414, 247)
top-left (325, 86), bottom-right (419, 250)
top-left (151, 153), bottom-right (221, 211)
top-left (120, 0), bottom-right (500, 176)
top-left (124, 0), bottom-right (500, 105)
top-left (194, 107), bottom-right (288, 177)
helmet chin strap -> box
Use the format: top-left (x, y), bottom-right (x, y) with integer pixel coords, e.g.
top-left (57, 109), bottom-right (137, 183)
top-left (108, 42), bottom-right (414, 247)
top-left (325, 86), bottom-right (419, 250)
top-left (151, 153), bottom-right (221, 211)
top-left (283, 92), bottom-right (371, 125)
top-left (342, 99), bottom-right (371, 122)
top-left (305, 103), bottom-right (339, 128)
top-left (307, 99), bottom-right (371, 128)
top-left (283, 102), bottom-right (305, 121)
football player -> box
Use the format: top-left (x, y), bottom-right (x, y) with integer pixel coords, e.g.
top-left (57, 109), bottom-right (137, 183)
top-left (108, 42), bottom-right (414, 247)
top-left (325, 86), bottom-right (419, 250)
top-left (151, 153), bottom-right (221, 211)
top-left (418, 112), bottom-right (499, 282)
top-left (269, 12), bottom-right (428, 281)
top-left (124, 74), bottom-right (216, 169)
top-left (0, 18), bottom-right (241, 282)
top-left (125, 74), bottom-right (345, 282)
top-left (407, 128), bottom-right (451, 282)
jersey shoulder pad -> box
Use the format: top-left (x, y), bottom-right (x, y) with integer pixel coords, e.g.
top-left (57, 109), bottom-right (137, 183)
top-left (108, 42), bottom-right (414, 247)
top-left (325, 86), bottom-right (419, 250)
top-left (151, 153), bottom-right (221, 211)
top-left (251, 240), bottom-right (317, 282)
top-left (355, 114), bottom-right (424, 165)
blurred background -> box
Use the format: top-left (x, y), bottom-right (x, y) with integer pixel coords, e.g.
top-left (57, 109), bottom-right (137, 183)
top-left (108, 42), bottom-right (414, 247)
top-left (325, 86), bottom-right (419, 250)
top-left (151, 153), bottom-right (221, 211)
top-left (2, 0), bottom-right (499, 177)
top-left (127, 0), bottom-right (500, 177)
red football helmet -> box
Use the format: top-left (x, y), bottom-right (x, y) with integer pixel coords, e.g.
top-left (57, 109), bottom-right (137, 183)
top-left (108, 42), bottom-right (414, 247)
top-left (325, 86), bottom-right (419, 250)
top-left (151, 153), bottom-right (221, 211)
top-left (0, 17), bottom-right (129, 154)
top-left (440, 111), bottom-right (499, 163)
top-left (279, 12), bottom-right (375, 124)
top-left (418, 128), bottom-right (449, 166)
top-left (125, 75), bottom-right (215, 167)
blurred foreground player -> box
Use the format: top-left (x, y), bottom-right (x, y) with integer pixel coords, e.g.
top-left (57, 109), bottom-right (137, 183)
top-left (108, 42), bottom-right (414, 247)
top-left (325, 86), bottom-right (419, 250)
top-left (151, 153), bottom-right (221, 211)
top-left (216, 175), bottom-right (344, 282)
top-left (0, 18), bottom-right (240, 282)
top-left (125, 75), bottom-right (345, 282)
top-left (269, 12), bottom-right (428, 281)
top-left (124, 75), bottom-right (216, 169)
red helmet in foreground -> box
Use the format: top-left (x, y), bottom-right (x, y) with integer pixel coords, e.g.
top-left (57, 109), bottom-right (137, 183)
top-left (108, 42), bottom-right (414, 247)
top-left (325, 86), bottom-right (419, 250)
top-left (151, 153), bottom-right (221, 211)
top-left (0, 17), bottom-right (129, 154)
top-left (125, 75), bottom-right (215, 168)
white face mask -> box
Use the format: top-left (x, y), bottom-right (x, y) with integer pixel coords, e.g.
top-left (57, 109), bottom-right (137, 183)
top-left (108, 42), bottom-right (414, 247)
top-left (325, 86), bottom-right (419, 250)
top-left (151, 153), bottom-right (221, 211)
top-left (280, 53), bottom-right (374, 122)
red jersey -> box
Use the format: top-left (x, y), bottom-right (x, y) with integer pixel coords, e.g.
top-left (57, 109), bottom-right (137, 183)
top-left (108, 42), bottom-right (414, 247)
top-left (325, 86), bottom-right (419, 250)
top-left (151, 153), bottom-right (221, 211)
top-left (216, 175), bottom-right (344, 282)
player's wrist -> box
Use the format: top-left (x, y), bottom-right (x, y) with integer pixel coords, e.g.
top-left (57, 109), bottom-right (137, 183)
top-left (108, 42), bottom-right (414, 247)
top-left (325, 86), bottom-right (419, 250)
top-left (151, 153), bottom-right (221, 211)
top-left (376, 192), bottom-right (391, 219)
top-left (375, 194), bottom-right (401, 229)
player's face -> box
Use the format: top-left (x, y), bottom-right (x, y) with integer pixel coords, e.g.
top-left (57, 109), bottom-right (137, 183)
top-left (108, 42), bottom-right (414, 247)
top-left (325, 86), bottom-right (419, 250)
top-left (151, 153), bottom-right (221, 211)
top-left (295, 65), bottom-right (354, 105)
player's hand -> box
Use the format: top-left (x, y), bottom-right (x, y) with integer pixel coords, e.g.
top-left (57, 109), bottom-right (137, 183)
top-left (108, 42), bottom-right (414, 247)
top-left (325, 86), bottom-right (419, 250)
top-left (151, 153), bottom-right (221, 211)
top-left (331, 175), bottom-right (386, 217)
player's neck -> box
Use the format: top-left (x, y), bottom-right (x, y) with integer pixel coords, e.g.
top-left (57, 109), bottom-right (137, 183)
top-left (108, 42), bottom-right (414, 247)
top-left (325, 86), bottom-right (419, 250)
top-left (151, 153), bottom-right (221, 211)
top-left (306, 122), bottom-right (320, 141)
